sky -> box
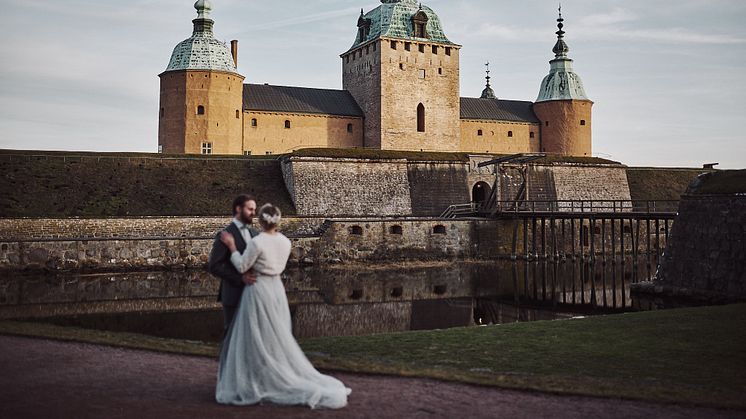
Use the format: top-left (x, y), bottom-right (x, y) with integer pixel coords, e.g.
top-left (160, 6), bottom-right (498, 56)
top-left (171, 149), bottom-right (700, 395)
top-left (0, 0), bottom-right (744, 169)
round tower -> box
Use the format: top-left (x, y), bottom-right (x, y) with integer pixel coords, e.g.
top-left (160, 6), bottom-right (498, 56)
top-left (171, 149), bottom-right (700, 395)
top-left (158, 0), bottom-right (245, 155)
top-left (533, 8), bottom-right (593, 157)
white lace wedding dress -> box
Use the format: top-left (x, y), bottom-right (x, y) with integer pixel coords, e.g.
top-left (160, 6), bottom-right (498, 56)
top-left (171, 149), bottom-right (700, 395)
top-left (215, 232), bottom-right (351, 409)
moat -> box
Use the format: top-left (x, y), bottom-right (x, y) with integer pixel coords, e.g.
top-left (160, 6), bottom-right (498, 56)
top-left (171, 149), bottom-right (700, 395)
top-left (0, 258), bottom-right (658, 341)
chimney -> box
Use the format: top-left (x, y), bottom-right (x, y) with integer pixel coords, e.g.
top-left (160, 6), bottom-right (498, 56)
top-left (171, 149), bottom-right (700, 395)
top-left (230, 40), bottom-right (238, 67)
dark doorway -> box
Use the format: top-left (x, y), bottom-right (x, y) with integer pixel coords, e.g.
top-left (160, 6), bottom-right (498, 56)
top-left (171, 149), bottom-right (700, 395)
top-left (472, 182), bottom-right (492, 204)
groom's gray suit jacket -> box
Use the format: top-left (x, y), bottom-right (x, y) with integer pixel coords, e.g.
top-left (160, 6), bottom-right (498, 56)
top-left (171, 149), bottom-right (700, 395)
top-left (207, 222), bottom-right (259, 307)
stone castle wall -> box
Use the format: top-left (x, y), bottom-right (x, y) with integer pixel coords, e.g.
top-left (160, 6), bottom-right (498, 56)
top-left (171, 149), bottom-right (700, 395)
top-left (159, 70), bottom-right (245, 155)
top-left (281, 157), bottom-right (413, 217)
top-left (533, 100), bottom-right (593, 157)
top-left (460, 120), bottom-right (541, 154)
top-left (655, 195), bottom-right (746, 298)
top-left (242, 111), bottom-right (363, 156)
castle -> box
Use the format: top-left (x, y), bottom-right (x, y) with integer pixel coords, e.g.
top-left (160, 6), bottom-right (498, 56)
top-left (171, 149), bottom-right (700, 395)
top-left (158, 0), bottom-right (593, 157)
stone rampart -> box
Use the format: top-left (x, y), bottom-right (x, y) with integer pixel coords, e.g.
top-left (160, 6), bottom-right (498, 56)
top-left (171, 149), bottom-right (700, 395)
top-left (653, 194), bottom-right (746, 299)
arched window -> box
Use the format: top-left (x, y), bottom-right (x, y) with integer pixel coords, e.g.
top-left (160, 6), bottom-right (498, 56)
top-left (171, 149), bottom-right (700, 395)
top-left (347, 123), bottom-right (353, 133)
top-left (508, 131), bottom-right (513, 137)
top-left (197, 105), bottom-right (205, 115)
top-left (235, 110), bottom-right (240, 119)
top-left (417, 103), bottom-right (425, 132)
top-left (284, 120), bottom-right (291, 129)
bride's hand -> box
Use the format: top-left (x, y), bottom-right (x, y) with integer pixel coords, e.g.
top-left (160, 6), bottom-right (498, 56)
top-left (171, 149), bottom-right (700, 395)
top-left (220, 231), bottom-right (237, 252)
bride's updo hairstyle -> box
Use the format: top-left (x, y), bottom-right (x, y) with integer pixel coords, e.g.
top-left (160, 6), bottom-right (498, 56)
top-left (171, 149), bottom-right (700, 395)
top-left (258, 203), bottom-right (282, 230)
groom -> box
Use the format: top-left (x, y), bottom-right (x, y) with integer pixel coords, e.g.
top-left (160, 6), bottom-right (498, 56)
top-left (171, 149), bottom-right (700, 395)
top-left (208, 194), bottom-right (259, 338)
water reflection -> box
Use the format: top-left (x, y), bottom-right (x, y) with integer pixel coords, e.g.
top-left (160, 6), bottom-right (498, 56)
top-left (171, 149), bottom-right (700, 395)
top-left (0, 259), bottom-right (653, 340)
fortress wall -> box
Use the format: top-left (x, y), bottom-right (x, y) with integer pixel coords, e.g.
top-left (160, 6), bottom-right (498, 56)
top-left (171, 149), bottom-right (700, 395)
top-left (549, 165), bottom-right (631, 202)
top-left (655, 194), bottom-right (746, 299)
top-left (407, 161), bottom-right (470, 216)
top-left (0, 151), bottom-right (294, 218)
top-left (281, 157), bottom-right (413, 217)
top-left (460, 121), bottom-right (540, 154)
top-left (242, 112), bottom-right (363, 156)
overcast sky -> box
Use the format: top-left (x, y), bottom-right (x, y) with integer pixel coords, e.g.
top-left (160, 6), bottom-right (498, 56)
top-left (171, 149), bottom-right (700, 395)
top-left (1, 0), bottom-right (744, 168)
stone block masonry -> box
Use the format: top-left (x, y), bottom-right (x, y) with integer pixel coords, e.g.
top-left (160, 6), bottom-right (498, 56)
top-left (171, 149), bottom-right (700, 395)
top-left (654, 195), bottom-right (746, 299)
top-left (281, 157), bottom-right (413, 217)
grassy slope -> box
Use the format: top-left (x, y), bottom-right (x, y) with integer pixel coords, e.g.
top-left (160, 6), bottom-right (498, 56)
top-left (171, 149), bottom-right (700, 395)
top-left (2, 304), bottom-right (744, 409)
top-left (626, 167), bottom-right (708, 201)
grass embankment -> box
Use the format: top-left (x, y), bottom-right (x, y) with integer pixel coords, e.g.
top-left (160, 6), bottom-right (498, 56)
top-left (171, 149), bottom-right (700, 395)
top-left (1, 304), bottom-right (744, 409)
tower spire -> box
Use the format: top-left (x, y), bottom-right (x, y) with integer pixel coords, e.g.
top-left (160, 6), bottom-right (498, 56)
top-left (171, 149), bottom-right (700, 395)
top-left (192, 0), bottom-right (214, 36)
top-left (552, 4), bottom-right (569, 59)
top-left (480, 61), bottom-right (497, 99)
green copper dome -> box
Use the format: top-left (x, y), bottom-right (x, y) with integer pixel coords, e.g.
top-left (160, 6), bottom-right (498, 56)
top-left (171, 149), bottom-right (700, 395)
top-left (164, 0), bottom-right (237, 74)
top-left (349, 0), bottom-right (455, 51)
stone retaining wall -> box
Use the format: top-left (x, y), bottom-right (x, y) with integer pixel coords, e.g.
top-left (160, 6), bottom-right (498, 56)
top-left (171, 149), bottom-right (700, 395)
top-left (653, 195), bottom-right (746, 299)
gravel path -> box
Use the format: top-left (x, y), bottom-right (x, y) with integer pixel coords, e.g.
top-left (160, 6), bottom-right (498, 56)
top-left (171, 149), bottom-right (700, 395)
top-left (0, 335), bottom-right (742, 419)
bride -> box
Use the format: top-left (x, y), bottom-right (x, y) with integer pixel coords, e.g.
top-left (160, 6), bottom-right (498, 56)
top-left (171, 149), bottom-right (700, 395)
top-left (215, 203), bottom-right (351, 409)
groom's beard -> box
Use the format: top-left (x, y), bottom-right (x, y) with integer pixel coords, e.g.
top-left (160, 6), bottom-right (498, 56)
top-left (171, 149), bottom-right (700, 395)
top-left (238, 215), bottom-right (253, 226)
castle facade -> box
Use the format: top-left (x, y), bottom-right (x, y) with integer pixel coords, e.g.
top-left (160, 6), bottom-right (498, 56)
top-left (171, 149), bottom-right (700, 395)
top-left (158, 0), bottom-right (593, 157)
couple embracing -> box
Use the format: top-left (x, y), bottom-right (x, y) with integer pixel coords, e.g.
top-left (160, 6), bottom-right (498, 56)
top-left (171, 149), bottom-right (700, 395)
top-left (208, 194), bottom-right (351, 409)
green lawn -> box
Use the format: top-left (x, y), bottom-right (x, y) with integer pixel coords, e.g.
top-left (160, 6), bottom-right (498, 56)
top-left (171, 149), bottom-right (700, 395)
top-left (2, 304), bottom-right (744, 409)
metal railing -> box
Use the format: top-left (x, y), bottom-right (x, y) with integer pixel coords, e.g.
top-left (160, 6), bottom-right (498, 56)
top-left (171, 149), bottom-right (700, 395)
top-left (490, 200), bottom-right (679, 214)
top-left (440, 203), bottom-right (483, 218)
top-left (441, 200), bottom-right (679, 218)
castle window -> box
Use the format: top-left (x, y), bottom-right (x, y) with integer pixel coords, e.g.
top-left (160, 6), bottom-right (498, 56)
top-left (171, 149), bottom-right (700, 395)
top-left (158, 145), bottom-right (163, 153)
top-left (530, 132), bottom-right (535, 139)
top-left (347, 123), bottom-right (353, 133)
top-left (445, 47), bottom-right (451, 56)
top-left (433, 225), bottom-right (447, 235)
top-left (201, 142), bottom-right (212, 155)
top-left (251, 118), bottom-right (257, 127)
top-left (418, 69), bottom-right (426, 79)
top-left (266, 151), bottom-right (272, 155)
top-left (284, 120), bottom-right (291, 129)
top-left (417, 103), bottom-right (425, 132)
top-left (236, 110), bottom-right (240, 119)
top-left (244, 151), bottom-right (252, 156)
top-left (438, 68), bottom-right (443, 75)
top-left (391, 40), bottom-right (397, 50)
top-left (508, 131), bottom-right (513, 138)
top-left (545, 121), bottom-right (550, 127)
top-left (349, 225), bottom-right (363, 235)
top-left (580, 120), bottom-right (586, 126)
top-left (365, 46), bottom-right (369, 55)
top-left (405, 42), bottom-right (411, 51)
top-left (399, 63), bottom-right (405, 70)
top-left (197, 105), bottom-right (205, 115)
top-left (432, 45), bottom-right (438, 54)
top-left (389, 225), bottom-right (403, 235)
top-left (419, 44), bottom-right (425, 53)
top-left (412, 10), bottom-right (429, 38)
top-left (477, 129), bottom-right (483, 136)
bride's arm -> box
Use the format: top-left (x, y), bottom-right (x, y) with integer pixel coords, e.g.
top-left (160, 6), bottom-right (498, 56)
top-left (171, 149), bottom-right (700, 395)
top-left (229, 240), bottom-right (260, 274)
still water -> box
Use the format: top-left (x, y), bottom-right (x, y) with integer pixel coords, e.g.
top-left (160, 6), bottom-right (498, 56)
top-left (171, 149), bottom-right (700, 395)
top-left (0, 259), bottom-right (654, 341)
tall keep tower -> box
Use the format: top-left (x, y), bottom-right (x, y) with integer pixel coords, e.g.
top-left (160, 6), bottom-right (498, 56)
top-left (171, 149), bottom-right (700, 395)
top-left (533, 9), bottom-right (593, 157)
top-left (158, 0), bottom-right (244, 155)
top-left (341, 0), bottom-right (461, 152)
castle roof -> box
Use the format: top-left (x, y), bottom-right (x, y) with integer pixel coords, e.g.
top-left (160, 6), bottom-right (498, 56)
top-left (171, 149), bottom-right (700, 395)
top-left (536, 8), bottom-right (589, 102)
top-left (348, 0), bottom-right (455, 52)
top-left (164, 1), bottom-right (238, 74)
top-left (460, 98), bottom-right (540, 124)
top-left (243, 84), bottom-right (364, 118)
